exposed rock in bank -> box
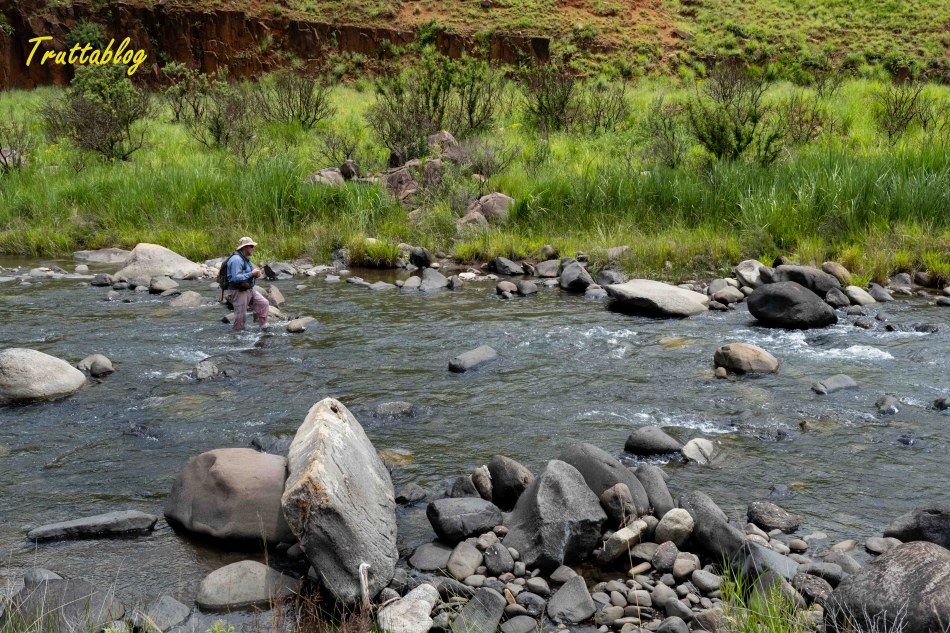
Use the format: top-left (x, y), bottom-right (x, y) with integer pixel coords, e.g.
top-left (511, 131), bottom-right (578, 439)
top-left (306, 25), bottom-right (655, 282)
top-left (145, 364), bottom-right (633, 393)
top-left (747, 282), bottom-right (838, 329)
top-left (828, 541), bottom-right (950, 633)
top-left (131, 595), bottom-right (190, 633)
top-left (27, 510), bottom-right (157, 542)
top-left (165, 448), bottom-right (294, 545)
top-left (559, 261), bottom-right (594, 292)
top-left (419, 268), bottom-right (449, 292)
top-left (76, 353), bottom-right (115, 377)
top-left (377, 583), bottom-right (439, 633)
top-left (281, 398), bottom-right (397, 603)
top-left (748, 501), bottom-right (801, 534)
top-left (115, 243), bottom-right (202, 280)
top-left (503, 460), bottom-right (606, 572)
top-left (448, 346), bottom-right (498, 373)
top-left (494, 257), bottom-right (524, 276)
top-left (559, 442), bottom-right (650, 516)
top-left (713, 343), bottom-right (779, 374)
top-left (452, 587), bottom-right (507, 631)
top-left (547, 575), bottom-right (596, 624)
top-left (821, 262), bottom-right (851, 286)
top-left (735, 260), bottom-right (769, 288)
top-left (768, 265), bottom-right (842, 297)
top-left (486, 455), bottom-right (534, 511)
top-left (468, 192), bottom-right (513, 225)
top-left (0, 348), bottom-right (87, 405)
top-left (605, 279), bottom-right (709, 318)
top-left (426, 498), bottom-right (502, 544)
top-left (195, 560), bottom-right (297, 611)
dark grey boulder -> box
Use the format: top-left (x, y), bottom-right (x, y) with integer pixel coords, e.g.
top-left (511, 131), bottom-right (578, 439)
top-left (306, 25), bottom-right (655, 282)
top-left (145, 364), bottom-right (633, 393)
top-left (487, 455), bottom-right (534, 511)
top-left (747, 501), bottom-right (801, 533)
top-left (535, 259), bottom-right (560, 278)
top-left (792, 572), bottom-right (833, 606)
top-left (501, 615), bottom-right (539, 633)
top-left (447, 475), bottom-right (479, 498)
top-left (598, 269), bottom-right (625, 286)
top-left (884, 503), bottom-right (950, 548)
top-left (656, 616), bottom-right (690, 633)
top-left (625, 426), bottom-right (683, 455)
top-left (635, 464), bottom-right (675, 519)
top-left (868, 283), bottom-right (893, 302)
top-left (559, 262), bottom-right (593, 292)
top-left (27, 510), bottom-right (157, 542)
top-left (503, 460), bottom-right (606, 572)
top-left (558, 442), bottom-right (650, 517)
top-left (419, 268), bottom-right (449, 292)
top-left (483, 542), bottom-right (515, 576)
top-left (828, 541), bottom-right (950, 633)
top-left (739, 541), bottom-right (800, 583)
top-left (515, 280), bottom-right (538, 296)
top-left (373, 401), bottom-right (417, 418)
top-left (495, 257), bottom-right (525, 276)
top-left (547, 576), bottom-right (595, 624)
top-left (679, 491), bottom-right (745, 558)
top-left (798, 562), bottom-right (845, 587)
top-left (448, 346), bottom-right (499, 373)
top-left (825, 287), bottom-right (851, 308)
top-left (876, 395), bottom-right (900, 415)
top-left (395, 483), bottom-right (427, 505)
top-left (6, 579), bottom-right (123, 632)
top-left (770, 265), bottom-right (842, 297)
top-left (451, 587), bottom-right (506, 633)
top-left (747, 282), bottom-right (838, 329)
top-left (426, 498), bottom-right (502, 544)
top-left (409, 247), bottom-right (433, 268)
top-left (264, 262), bottom-right (296, 280)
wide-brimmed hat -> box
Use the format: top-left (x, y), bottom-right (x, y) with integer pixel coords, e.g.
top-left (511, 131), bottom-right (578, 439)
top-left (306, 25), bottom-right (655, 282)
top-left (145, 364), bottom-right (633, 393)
top-left (236, 236), bottom-right (257, 249)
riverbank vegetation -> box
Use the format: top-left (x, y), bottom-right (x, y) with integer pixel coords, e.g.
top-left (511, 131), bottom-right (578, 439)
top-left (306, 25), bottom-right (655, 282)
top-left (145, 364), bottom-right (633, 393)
top-left (1, 55), bottom-right (949, 283)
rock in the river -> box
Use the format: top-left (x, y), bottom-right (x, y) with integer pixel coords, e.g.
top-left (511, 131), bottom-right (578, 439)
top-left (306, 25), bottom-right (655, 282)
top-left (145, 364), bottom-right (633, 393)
top-left (281, 398), bottom-right (397, 603)
top-left (884, 503), bottom-right (950, 548)
top-left (170, 290), bottom-right (205, 308)
top-left (535, 259), bottom-right (560, 277)
top-left (76, 353), bottom-right (114, 377)
top-left (558, 442), bottom-right (650, 516)
top-left (195, 560), bottom-right (297, 611)
top-left (679, 491), bottom-right (745, 558)
top-left (625, 426), bottom-right (683, 455)
top-left (165, 448), bottom-right (293, 544)
top-left (770, 265), bottom-right (842, 297)
top-left (286, 316), bottom-right (316, 333)
top-left (374, 401), bottom-right (416, 418)
top-left (115, 243), bottom-right (202, 280)
top-left (747, 282), bottom-right (838, 329)
top-left (503, 460), bottom-right (606, 572)
top-left (419, 268), bottom-right (449, 292)
top-left (191, 359), bottom-right (219, 380)
top-left (713, 343), bottom-right (779, 374)
top-left (875, 395), bottom-right (900, 415)
top-left (0, 348), bottom-right (86, 404)
top-left (681, 438), bottom-right (716, 464)
top-left (377, 583), bottom-right (439, 633)
top-left (828, 541), bottom-right (950, 633)
top-left (448, 346), bottom-right (498, 373)
top-left (515, 280), bottom-right (538, 296)
top-left (844, 286), bottom-right (876, 306)
top-left (825, 287), bottom-right (851, 309)
top-left (495, 257), bottom-right (525, 276)
top-left (28, 510), bottom-right (157, 541)
top-left (748, 501), bottom-right (801, 533)
top-left (605, 280), bottom-right (709, 317)
top-left (409, 247), bottom-right (433, 269)
top-left (427, 498), bottom-right (502, 544)
top-left (452, 587), bottom-right (507, 632)
top-left (868, 283), bottom-right (893, 302)
top-left (133, 595), bottom-right (190, 633)
top-left (6, 578), bottom-right (123, 631)
top-left (599, 483), bottom-right (636, 526)
top-left (487, 455), bottom-right (534, 511)
top-left (811, 374), bottom-right (858, 395)
top-left (559, 261), bottom-right (594, 292)
top-left (149, 276), bottom-right (179, 293)
top-left (74, 247), bottom-right (132, 264)
top-left (712, 286), bottom-right (745, 305)
top-left (547, 576), bottom-right (596, 624)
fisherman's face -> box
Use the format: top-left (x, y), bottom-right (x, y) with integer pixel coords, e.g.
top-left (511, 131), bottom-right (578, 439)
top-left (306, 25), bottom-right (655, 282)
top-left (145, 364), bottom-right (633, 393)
top-left (240, 245), bottom-right (255, 257)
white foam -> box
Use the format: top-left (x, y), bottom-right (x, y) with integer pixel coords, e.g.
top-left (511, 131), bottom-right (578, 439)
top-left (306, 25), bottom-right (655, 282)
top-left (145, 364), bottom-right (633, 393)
top-left (812, 345), bottom-right (894, 361)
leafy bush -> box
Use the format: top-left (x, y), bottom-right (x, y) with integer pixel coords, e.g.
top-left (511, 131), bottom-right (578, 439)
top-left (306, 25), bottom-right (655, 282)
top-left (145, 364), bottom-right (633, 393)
top-left (520, 64), bottom-right (582, 133)
top-left (42, 64), bottom-right (149, 160)
top-left (66, 20), bottom-right (107, 50)
top-left (257, 69), bottom-right (335, 130)
top-left (447, 56), bottom-right (508, 138)
top-left (686, 64), bottom-right (784, 164)
top-left (637, 95), bottom-right (690, 168)
top-left (160, 62), bottom-right (211, 122)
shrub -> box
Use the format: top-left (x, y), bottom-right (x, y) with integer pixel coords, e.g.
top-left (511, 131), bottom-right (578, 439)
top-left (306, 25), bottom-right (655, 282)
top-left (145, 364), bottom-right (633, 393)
top-left (780, 89), bottom-right (833, 145)
top-left (637, 94), bottom-right (690, 168)
top-left (160, 62), bottom-right (211, 122)
top-left (66, 20), bottom-right (107, 50)
top-left (872, 79), bottom-right (925, 143)
top-left (0, 109), bottom-right (34, 172)
top-left (520, 64), bottom-right (582, 134)
top-left (42, 64), bottom-right (150, 160)
top-left (686, 64), bottom-right (783, 164)
top-left (257, 69), bottom-right (335, 130)
top-left (185, 80), bottom-right (261, 162)
top-left (447, 56), bottom-right (507, 138)
top-left (579, 77), bottom-right (629, 134)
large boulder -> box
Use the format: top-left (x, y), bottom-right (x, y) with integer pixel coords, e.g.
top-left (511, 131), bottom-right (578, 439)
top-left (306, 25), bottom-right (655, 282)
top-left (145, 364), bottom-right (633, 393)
top-left (747, 501), bottom-right (801, 533)
top-left (605, 280), bottom-right (709, 318)
top-left (735, 259), bottom-right (770, 288)
top-left (884, 503), bottom-right (950, 548)
top-left (503, 460), bottom-right (606, 572)
top-left (547, 576), bottom-right (596, 624)
top-left (559, 443), bottom-right (650, 516)
top-left (747, 282), bottom-right (838, 329)
top-left (73, 247), bottom-right (132, 264)
top-left (487, 455), bottom-right (534, 511)
top-left (714, 343), bottom-right (779, 374)
top-left (635, 464), bottom-right (675, 519)
top-left (115, 243), bottom-right (202, 280)
top-left (468, 192), bottom-right (513, 224)
top-left (0, 348), bottom-right (87, 404)
top-left (5, 578), bottom-right (123, 631)
top-left (769, 265), bottom-right (841, 297)
top-left (426, 498), bottom-right (502, 544)
top-left (828, 541), bottom-right (950, 633)
top-left (164, 448), bottom-right (294, 545)
top-left (195, 561), bottom-right (297, 611)
top-left (678, 491), bottom-right (745, 558)
top-left (559, 262), bottom-right (594, 292)
top-left (281, 398), bottom-right (397, 603)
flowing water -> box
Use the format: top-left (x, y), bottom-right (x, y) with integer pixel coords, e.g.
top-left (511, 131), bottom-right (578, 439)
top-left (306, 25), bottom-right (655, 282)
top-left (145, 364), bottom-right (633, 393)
top-left (1, 257), bottom-right (948, 610)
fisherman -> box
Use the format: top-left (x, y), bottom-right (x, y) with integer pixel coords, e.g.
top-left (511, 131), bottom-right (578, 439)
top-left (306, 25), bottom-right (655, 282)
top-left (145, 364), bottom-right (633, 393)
top-left (223, 236), bottom-right (268, 332)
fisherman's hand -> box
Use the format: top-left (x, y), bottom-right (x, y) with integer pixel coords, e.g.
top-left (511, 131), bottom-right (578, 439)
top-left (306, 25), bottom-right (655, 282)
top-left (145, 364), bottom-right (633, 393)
top-left (252, 268), bottom-right (263, 278)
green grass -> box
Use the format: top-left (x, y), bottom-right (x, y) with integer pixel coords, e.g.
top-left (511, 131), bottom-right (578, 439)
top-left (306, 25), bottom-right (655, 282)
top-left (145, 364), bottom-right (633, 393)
top-left (2, 78), bottom-right (950, 283)
top-left (720, 563), bottom-right (812, 633)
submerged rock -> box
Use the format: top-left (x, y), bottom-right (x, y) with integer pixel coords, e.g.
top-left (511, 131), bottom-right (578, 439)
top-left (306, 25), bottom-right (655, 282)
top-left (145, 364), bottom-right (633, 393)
top-left (448, 346), bottom-right (498, 373)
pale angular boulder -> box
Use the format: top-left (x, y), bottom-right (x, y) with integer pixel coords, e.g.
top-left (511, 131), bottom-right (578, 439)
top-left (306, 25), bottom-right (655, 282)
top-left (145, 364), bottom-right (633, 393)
top-left (281, 398), bottom-right (398, 603)
top-left (378, 583), bottom-right (439, 633)
top-left (115, 243), bottom-right (202, 280)
top-left (0, 348), bottom-right (86, 404)
top-left (605, 280), bottom-right (709, 317)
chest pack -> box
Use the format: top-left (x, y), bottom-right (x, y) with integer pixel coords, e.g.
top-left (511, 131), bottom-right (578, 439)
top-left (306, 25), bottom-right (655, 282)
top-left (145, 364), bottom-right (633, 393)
top-left (216, 254), bottom-right (253, 291)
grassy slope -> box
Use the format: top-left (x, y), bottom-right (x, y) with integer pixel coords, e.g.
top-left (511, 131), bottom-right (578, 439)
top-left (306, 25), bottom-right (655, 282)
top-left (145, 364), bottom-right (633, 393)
top-left (2, 79), bottom-right (949, 283)
top-left (32, 0), bottom-right (950, 78)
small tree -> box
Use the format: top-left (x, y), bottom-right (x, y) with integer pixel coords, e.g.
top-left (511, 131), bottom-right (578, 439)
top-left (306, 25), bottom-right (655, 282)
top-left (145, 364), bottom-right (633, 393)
top-left (579, 77), bottom-right (629, 134)
top-left (872, 79), bottom-right (924, 143)
top-left (257, 69), bottom-right (335, 130)
top-left (637, 95), bottom-right (690, 168)
top-left (780, 89), bottom-right (832, 145)
top-left (520, 64), bottom-right (582, 133)
top-left (447, 56), bottom-right (507, 138)
top-left (42, 65), bottom-right (150, 161)
top-left (160, 62), bottom-right (211, 122)
top-left (0, 109), bottom-right (34, 172)
top-left (186, 80), bottom-right (258, 155)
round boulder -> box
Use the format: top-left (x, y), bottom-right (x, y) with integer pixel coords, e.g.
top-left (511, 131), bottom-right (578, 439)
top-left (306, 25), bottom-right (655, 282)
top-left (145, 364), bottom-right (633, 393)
top-left (0, 348), bottom-right (87, 404)
top-left (747, 282), bottom-right (838, 329)
top-left (713, 343), bottom-right (779, 374)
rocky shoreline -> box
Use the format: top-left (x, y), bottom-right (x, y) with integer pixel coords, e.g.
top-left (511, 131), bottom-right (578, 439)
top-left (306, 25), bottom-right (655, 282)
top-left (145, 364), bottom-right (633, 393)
top-left (2, 243), bottom-right (950, 632)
